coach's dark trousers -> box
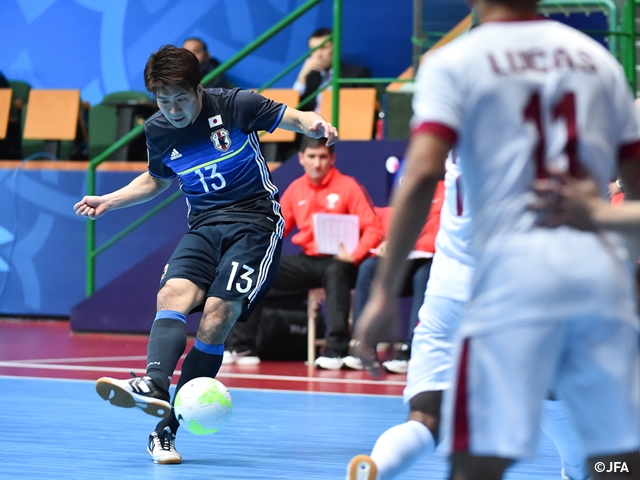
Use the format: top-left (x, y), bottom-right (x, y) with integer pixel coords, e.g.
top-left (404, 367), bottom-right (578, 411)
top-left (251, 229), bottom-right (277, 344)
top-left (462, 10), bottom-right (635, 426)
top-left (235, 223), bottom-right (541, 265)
top-left (228, 253), bottom-right (359, 358)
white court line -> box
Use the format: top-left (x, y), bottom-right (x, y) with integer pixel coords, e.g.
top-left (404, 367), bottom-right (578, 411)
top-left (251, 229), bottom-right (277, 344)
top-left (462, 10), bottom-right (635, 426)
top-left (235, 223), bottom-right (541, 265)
top-left (0, 374), bottom-right (403, 398)
top-left (0, 361), bottom-right (406, 386)
top-left (18, 355), bottom-right (148, 364)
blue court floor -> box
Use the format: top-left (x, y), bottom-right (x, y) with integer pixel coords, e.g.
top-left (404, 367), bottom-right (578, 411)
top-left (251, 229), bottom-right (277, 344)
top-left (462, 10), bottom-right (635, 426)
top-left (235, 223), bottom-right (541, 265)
top-left (1, 376), bottom-right (565, 480)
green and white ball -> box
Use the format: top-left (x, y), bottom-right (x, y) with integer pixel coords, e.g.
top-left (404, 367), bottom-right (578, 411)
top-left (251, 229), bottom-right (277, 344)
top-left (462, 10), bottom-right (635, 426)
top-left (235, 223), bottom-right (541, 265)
top-left (174, 377), bottom-right (233, 435)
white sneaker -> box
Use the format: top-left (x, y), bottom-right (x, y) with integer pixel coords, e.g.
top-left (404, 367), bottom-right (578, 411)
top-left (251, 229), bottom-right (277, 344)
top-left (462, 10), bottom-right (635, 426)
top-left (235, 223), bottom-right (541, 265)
top-left (346, 454), bottom-right (378, 480)
top-left (382, 359), bottom-right (408, 374)
top-left (223, 350), bottom-right (261, 366)
top-left (314, 356), bottom-right (344, 370)
top-left (147, 427), bottom-right (182, 464)
top-left (234, 350), bottom-right (261, 366)
top-left (342, 355), bottom-right (363, 370)
top-left (222, 350), bottom-right (234, 365)
top-left (382, 343), bottom-right (410, 374)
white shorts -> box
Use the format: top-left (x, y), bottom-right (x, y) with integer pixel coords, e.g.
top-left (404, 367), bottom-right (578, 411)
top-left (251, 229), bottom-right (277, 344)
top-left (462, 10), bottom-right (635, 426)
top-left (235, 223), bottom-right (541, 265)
top-left (441, 319), bottom-right (640, 460)
top-left (403, 295), bottom-right (464, 403)
top-left (424, 247), bottom-right (474, 302)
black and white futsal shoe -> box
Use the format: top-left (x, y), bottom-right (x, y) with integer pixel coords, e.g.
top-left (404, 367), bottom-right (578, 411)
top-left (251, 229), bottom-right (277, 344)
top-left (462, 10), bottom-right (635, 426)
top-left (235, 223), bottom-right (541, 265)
top-left (95, 372), bottom-right (171, 418)
top-left (148, 427), bottom-right (182, 464)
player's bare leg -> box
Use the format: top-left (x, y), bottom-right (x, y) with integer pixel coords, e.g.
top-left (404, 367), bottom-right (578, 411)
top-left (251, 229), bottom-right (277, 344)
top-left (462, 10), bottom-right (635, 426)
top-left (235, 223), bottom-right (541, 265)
top-left (449, 453), bottom-right (512, 480)
top-left (407, 390), bottom-right (443, 433)
top-left (195, 297), bottom-right (244, 344)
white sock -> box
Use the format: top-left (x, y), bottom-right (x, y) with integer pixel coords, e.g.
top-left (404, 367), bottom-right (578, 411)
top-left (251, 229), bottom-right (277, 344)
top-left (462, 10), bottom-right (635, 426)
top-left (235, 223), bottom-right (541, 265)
top-left (541, 399), bottom-right (588, 480)
top-left (370, 420), bottom-right (436, 480)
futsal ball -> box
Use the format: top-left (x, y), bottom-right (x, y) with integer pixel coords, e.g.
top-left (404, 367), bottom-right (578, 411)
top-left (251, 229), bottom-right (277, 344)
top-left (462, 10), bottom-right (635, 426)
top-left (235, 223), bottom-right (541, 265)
top-left (174, 377), bottom-right (233, 435)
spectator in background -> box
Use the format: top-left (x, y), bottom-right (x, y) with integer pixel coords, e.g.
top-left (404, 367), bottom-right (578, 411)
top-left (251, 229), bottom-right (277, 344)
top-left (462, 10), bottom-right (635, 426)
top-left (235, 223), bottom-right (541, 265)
top-left (264, 27), bottom-right (371, 163)
top-left (293, 28), bottom-right (371, 113)
top-left (224, 136), bottom-right (384, 369)
top-left (343, 181), bottom-right (445, 373)
top-left (182, 37), bottom-right (233, 89)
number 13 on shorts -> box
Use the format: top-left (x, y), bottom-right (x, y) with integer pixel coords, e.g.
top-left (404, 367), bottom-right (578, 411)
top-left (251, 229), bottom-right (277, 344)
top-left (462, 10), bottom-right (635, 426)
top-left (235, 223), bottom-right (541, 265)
top-left (226, 261), bottom-right (255, 293)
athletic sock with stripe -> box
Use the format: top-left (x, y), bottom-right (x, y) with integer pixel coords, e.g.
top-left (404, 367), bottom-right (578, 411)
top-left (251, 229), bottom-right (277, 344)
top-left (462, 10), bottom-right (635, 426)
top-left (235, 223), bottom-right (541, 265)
top-left (154, 339), bottom-right (224, 435)
top-left (146, 311), bottom-right (188, 393)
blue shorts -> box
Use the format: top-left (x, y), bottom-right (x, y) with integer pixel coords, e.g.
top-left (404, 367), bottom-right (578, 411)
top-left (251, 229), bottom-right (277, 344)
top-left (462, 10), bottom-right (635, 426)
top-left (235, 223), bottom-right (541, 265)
top-left (159, 222), bottom-right (282, 321)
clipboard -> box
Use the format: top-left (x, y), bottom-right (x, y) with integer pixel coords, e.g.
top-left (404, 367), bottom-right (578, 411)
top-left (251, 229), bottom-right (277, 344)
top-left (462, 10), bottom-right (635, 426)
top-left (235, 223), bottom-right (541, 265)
top-left (313, 213), bottom-right (359, 255)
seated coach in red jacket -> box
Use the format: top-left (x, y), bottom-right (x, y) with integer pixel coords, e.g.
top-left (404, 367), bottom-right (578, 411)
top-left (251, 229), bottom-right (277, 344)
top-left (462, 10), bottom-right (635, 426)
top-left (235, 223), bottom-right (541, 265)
top-left (225, 136), bottom-right (383, 369)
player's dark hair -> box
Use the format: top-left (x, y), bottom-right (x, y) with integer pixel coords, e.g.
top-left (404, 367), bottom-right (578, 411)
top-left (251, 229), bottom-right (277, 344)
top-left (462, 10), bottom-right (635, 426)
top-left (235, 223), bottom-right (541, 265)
top-left (299, 135), bottom-right (334, 154)
top-left (144, 45), bottom-right (202, 95)
top-left (183, 37), bottom-right (208, 52)
top-left (309, 27), bottom-right (333, 42)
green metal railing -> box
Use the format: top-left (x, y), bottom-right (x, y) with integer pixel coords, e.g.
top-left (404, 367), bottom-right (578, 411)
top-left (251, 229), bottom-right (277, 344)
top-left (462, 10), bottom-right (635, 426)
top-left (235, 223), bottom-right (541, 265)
top-left (83, 0), bottom-right (417, 296)
top-left (537, 0), bottom-right (637, 89)
top-left (84, 0), bottom-right (323, 295)
top-left (84, 0), bottom-right (637, 296)
top-left (539, 1), bottom-right (620, 57)
top-left (412, 1), bottom-right (637, 90)
top-left (621, 0), bottom-right (638, 90)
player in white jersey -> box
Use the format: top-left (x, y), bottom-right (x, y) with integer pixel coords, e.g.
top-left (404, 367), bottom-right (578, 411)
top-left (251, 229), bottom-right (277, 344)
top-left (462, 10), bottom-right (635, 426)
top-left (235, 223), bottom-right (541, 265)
top-left (347, 153), bottom-right (473, 480)
top-left (348, 154), bottom-right (588, 480)
top-left (353, 1), bottom-right (640, 479)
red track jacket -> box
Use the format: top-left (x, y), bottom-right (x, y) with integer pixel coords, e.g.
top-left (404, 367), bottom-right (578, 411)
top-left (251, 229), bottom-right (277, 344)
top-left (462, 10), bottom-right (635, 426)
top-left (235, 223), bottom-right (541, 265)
top-left (280, 167), bottom-right (384, 265)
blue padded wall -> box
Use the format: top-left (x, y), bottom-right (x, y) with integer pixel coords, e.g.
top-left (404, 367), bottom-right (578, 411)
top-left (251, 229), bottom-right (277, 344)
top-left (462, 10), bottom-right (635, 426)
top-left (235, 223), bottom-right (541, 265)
top-left (0, 0), bottom-right (473, 105)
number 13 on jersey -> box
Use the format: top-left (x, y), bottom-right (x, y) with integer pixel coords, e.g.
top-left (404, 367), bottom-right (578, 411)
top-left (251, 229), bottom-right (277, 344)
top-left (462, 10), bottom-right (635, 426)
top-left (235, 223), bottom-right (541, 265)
top-left (226, 261), bottom-right (255, 293)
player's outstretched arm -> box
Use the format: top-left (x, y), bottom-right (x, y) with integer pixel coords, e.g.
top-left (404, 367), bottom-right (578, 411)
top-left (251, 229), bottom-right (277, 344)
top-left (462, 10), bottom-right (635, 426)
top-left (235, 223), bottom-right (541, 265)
top-left (74, 172), bottom-right (172, 220)
top-left (278, 107), bottom-right (338, 146)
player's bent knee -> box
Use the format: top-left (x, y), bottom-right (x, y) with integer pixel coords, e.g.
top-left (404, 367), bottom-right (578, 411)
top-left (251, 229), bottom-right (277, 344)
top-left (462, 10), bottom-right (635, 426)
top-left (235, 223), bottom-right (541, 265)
top-left (410, 390), bottom-right (443, 418)
top-left (158, 278), bottom-right (204, 306)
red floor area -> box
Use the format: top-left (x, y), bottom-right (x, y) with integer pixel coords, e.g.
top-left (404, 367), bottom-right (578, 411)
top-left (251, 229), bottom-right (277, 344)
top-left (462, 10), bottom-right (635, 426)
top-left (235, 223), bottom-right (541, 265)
top-left (0, 318), bottom-right (406, 395)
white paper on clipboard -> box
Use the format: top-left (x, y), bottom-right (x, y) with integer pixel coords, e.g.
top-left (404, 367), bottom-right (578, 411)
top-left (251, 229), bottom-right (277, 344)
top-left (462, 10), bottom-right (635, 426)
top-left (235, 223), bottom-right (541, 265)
top-left (313, 213), bottom-right (359, 255)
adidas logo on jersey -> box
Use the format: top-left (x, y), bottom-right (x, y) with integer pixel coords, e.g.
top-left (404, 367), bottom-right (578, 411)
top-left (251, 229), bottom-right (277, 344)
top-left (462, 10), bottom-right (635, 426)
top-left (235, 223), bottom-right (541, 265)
top-left (170, 148), bottom-right (182, 160)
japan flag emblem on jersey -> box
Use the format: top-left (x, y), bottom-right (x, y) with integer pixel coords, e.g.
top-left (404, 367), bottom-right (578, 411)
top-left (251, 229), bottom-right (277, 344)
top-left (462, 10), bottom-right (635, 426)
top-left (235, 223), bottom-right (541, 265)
top-left (211, 129), bottom-right (231, 152)
top-left (208, 115), bottom-right (223, 128)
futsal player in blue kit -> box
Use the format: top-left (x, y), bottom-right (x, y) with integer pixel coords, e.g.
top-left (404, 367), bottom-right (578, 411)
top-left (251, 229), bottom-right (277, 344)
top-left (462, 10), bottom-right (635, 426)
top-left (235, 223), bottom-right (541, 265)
top-left (74, 45), bottom-right (338, 464)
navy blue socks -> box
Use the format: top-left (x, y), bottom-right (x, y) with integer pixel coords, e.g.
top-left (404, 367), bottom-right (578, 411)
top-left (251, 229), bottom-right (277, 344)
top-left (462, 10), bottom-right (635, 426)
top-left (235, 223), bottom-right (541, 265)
top-left (146, 311), bottom-right (187, 392)
top-left (155, 338), bottom-right (224, 434)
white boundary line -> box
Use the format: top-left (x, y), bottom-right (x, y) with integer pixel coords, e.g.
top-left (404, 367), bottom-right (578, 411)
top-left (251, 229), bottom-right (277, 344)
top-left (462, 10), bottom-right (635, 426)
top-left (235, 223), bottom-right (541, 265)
top-left (0, 361), bottom-right (406, 386)
top-left (0, 374), bottom-right (403, 398)
top-left (17, 355), bottom-right (148, 364)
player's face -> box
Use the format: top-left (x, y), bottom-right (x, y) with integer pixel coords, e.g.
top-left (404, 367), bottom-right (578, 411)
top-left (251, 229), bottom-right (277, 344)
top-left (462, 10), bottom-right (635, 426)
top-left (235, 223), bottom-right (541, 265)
top-left (298, 145), bottom-right (335, 184)
top-left (308, 36), bottom-right (333, 71)
top-left (156, 86), bottom-right (203, 128)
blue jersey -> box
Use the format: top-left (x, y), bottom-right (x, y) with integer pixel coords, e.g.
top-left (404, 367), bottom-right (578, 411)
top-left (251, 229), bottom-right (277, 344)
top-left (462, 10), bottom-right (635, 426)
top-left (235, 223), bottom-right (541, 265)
top-left (145, 88), bottom-right (286, 232)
